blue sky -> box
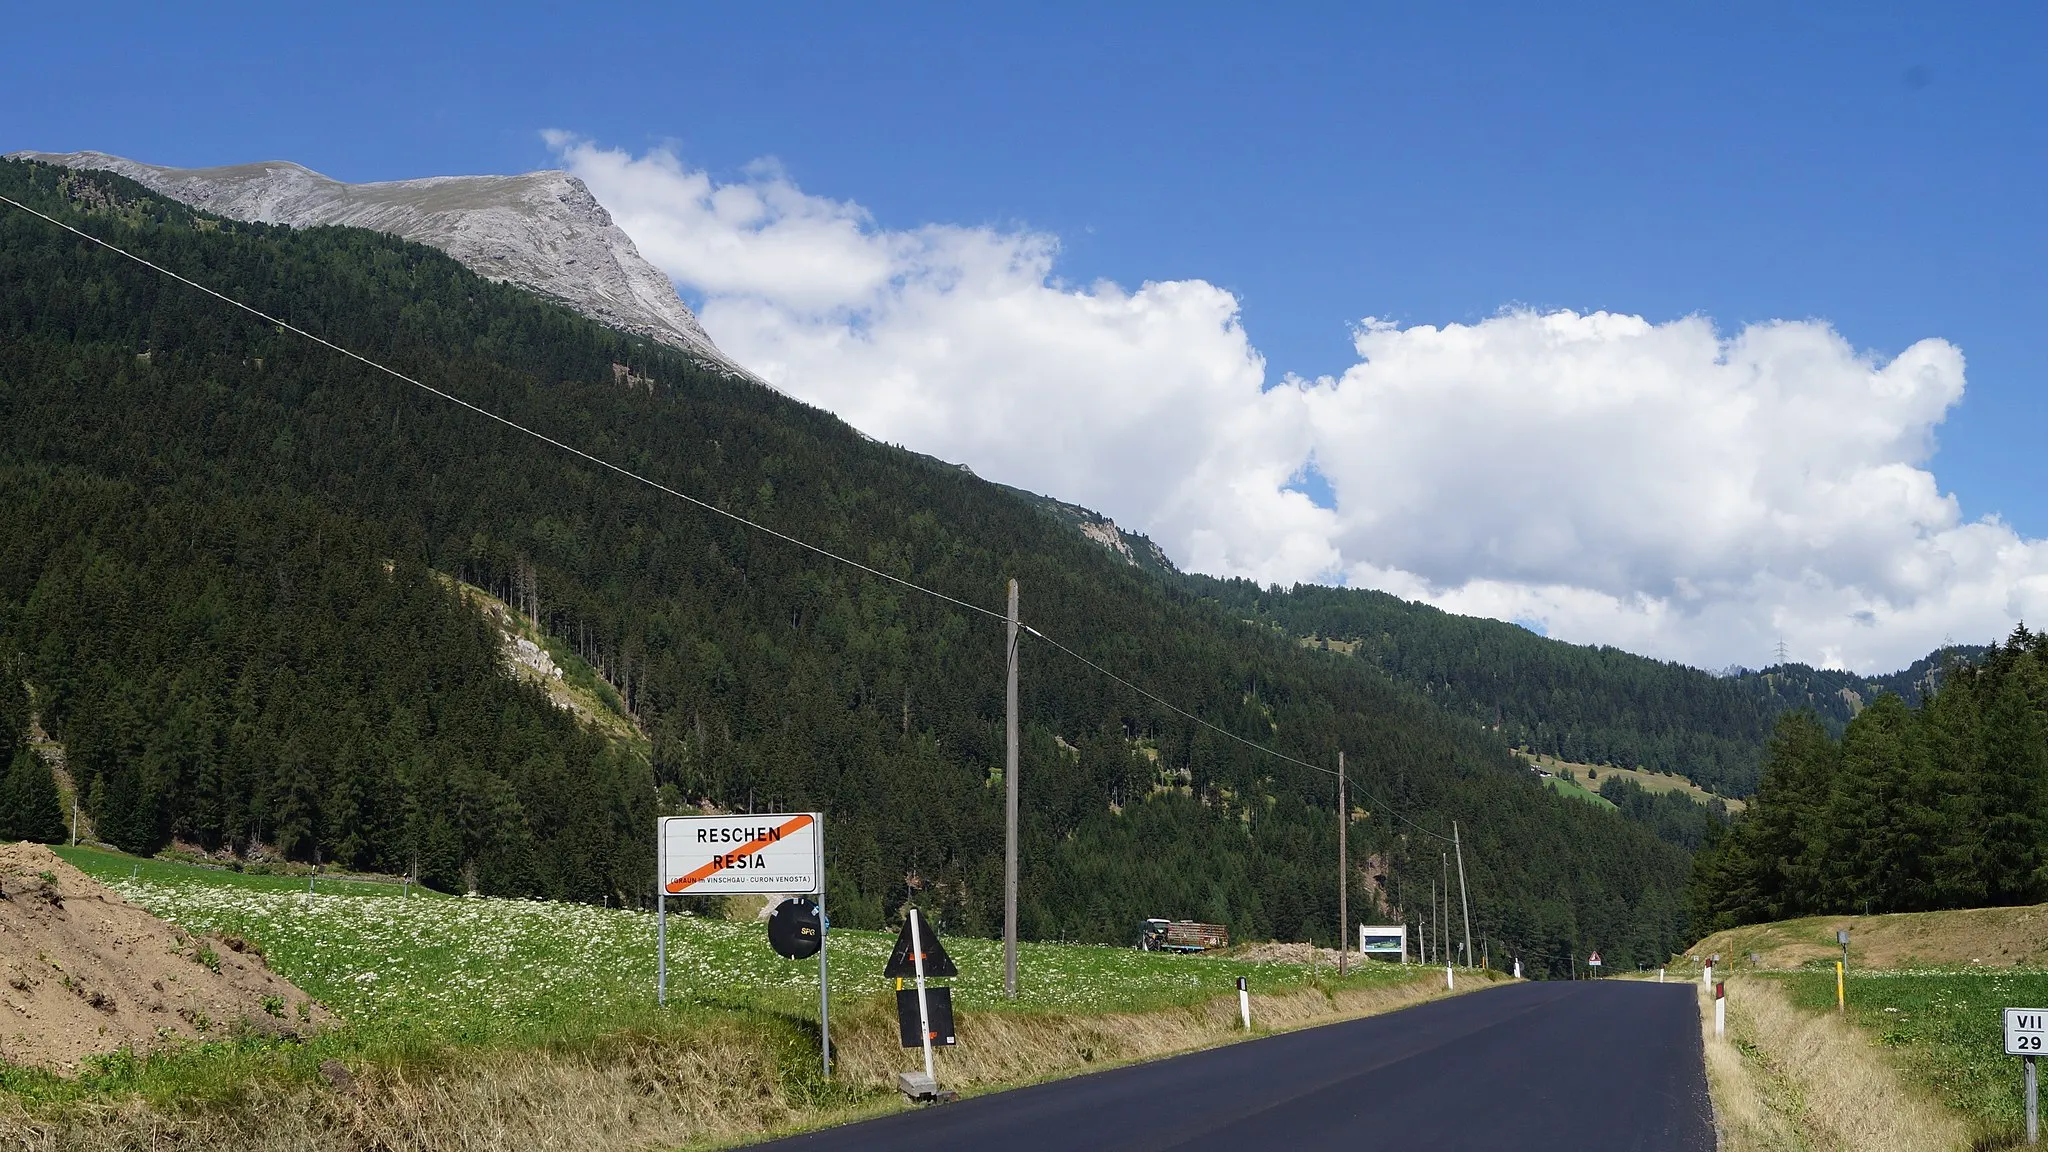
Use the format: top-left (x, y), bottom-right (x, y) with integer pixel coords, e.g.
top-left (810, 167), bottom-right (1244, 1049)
top-left (8, 1), bottom-right (2046, 669)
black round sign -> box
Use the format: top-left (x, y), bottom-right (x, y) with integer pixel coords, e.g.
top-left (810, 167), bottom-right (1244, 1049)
top-left (767, 897), bottom-right (823, 960)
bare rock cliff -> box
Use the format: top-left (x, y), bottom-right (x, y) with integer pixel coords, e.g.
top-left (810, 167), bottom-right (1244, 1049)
top-left (13, 150), bottom-right (751, 378)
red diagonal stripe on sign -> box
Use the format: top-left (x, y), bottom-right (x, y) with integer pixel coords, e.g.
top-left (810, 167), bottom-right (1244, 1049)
top-left (666, 813), bottom-right (813, 894)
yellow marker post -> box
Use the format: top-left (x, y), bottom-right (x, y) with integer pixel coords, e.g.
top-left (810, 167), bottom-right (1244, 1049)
top-left (1836, 961), bottom-right (1845, 1012)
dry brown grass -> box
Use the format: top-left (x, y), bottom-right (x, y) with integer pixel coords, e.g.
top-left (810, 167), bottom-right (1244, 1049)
top-left (1699, 975), bottom-right (1969, 1152)
top-left (1691, 904), bottom-right (2048, 971)
top-left (0, 974), bottom-right (1479, 1151)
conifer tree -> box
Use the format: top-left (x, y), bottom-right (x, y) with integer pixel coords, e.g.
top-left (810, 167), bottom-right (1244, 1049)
top-left (0, 746), bottom-right (66, 844)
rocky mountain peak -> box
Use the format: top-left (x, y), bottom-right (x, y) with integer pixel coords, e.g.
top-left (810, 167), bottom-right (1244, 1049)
top-left (12, 150), bottom-right (752, 378)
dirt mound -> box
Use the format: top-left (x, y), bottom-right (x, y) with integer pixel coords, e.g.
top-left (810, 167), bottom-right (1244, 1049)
top-left (1226, 941), bottom-right (1354, 967)
top-left (0, 842), bottom-right (334, 1069)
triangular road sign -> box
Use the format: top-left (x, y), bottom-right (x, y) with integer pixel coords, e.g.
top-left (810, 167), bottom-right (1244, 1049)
top-left (884, 913), bottom-right (958, 978)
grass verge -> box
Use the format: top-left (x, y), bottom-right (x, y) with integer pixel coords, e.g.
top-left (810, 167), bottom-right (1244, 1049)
top-left (1699, 974), bottom-right (1971, 1152)
top-left (1779, 968), bottom-right (2048, 1149)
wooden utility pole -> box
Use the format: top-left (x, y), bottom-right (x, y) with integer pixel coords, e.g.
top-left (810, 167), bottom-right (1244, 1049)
top-left (1441, 853), bottom-right (1450, 965)
top-left (1337, 752), bottom-right (1349, 976)
top-left (1454, 821), bottom-right (1474, 969)
top-left (1004, 578), bottom-right (1020, 999)
top-left (1426, 876), bottom-right (1435, 963)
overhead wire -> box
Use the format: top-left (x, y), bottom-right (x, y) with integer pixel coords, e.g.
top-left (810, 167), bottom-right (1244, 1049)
top-left (0, 184), bottom-right (1458, 846)
top-left (0, 190), bottom-right (1006, 626)
top-left (1023, 625), bottom-right (1456, 843)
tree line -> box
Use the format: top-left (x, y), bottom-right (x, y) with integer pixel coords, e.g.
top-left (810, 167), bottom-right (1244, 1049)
top-left (0, 664), bottom-right (66, 843)
top-left (1690, 626), bottom-right (2047, 930)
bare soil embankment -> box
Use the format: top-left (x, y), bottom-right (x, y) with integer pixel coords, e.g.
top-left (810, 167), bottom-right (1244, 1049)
top-left (1689, 902), bottom-right (2048, 970)
top-left (0, 842), bottom-right (332, 1069)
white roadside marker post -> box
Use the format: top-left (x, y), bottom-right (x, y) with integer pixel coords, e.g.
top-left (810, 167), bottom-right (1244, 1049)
top-left (1238, 976), bottom-right (1250, 1030)
top-left (1445, 961), bottom-right (1454, 991)
top-left (1715, 981), bottom-right (1726, 1040)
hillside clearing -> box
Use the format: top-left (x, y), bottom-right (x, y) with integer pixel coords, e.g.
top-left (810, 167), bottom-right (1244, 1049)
top-left (1542, 773), bottom-right (1616, 810)
top-left (1526, 753), bottom-right (1744, 812)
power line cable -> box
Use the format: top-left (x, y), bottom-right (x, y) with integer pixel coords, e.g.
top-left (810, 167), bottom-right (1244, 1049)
top-left (0, 190), bottom-right (1007, 626)
top-left (0, 185), bottom-right (1458, 846)
top-left (1022, 624), bottom-right (1456, 843)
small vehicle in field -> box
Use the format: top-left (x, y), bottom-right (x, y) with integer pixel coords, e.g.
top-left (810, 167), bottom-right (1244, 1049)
top-left (1138, 918), bottom-right (1229, 952)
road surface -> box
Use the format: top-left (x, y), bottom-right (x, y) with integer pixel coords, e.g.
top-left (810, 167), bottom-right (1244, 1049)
top-left (758, 980), bottom-right (1713, 1151)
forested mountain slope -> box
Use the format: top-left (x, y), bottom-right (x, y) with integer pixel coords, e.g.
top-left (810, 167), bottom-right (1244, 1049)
top-left (1193, 577), bottom-right (1978, 798)
top-left (0, 158), bottom-right (1688, 972)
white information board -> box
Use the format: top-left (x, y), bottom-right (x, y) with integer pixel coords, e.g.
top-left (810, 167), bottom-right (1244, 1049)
top-left (659, 813), bottom-right (822, 895)
top-left (1359, 925), bottom-right (1407, 960)
top-left (2007, 1008), bottom-right (2048, 1055)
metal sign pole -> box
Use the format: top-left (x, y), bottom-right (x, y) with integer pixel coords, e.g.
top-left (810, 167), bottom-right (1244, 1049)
top-left (816, 827), bottom-right (831, 1079)
top-left (911, 909), bottom-right (935, 1081)
top-left (817, 882), bottom-right (831, 1078)
top-left (656, 822), bottom-right (668, 1007)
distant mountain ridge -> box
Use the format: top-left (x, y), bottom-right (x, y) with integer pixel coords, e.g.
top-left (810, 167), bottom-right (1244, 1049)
top-left (1193, 576), bottom-right (1987, 799)
top-left (1722, 648), bottom-right (1985, 734)
top-left (11, 150), bottom-right (751, 378)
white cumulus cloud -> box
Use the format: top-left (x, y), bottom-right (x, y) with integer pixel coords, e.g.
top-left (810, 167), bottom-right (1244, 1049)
top-left (552, 136), bottom-right (2048, 673)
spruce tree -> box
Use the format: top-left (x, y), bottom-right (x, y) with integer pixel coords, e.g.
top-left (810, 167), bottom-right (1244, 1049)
top-left (1977, 658), bottom-right (2047, 904)
top-left (0, 747), bottom-right (66, 844)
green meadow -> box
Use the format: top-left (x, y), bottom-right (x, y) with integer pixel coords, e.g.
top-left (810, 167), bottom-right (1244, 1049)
top-left (7, 845), bottom-right (1425, 1111)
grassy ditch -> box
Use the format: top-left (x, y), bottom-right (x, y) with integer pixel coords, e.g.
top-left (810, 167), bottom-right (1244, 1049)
top-left (2, 846), bottom-right (1469, 1150)
top-left (1700, 974), bottom-right (1967, 1152)
top-left (1777, 967), bottom-right (2048, 1148)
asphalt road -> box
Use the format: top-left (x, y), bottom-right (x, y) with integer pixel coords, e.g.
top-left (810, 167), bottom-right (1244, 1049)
top-left (758, 980), bottom-right (1714, 1151)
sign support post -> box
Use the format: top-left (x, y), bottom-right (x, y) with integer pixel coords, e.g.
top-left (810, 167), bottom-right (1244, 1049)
top-left (911, 908), bottom-right (935, 1082)
top-left (657, 884), bottom-right (667, 1006)
top-left (816, 838), bottom-right (831, 1079)
top-left (2005, 1008), bottom-right (2047, 1143)
top-left (2030, 1055), bottom-right (2039, 1146)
